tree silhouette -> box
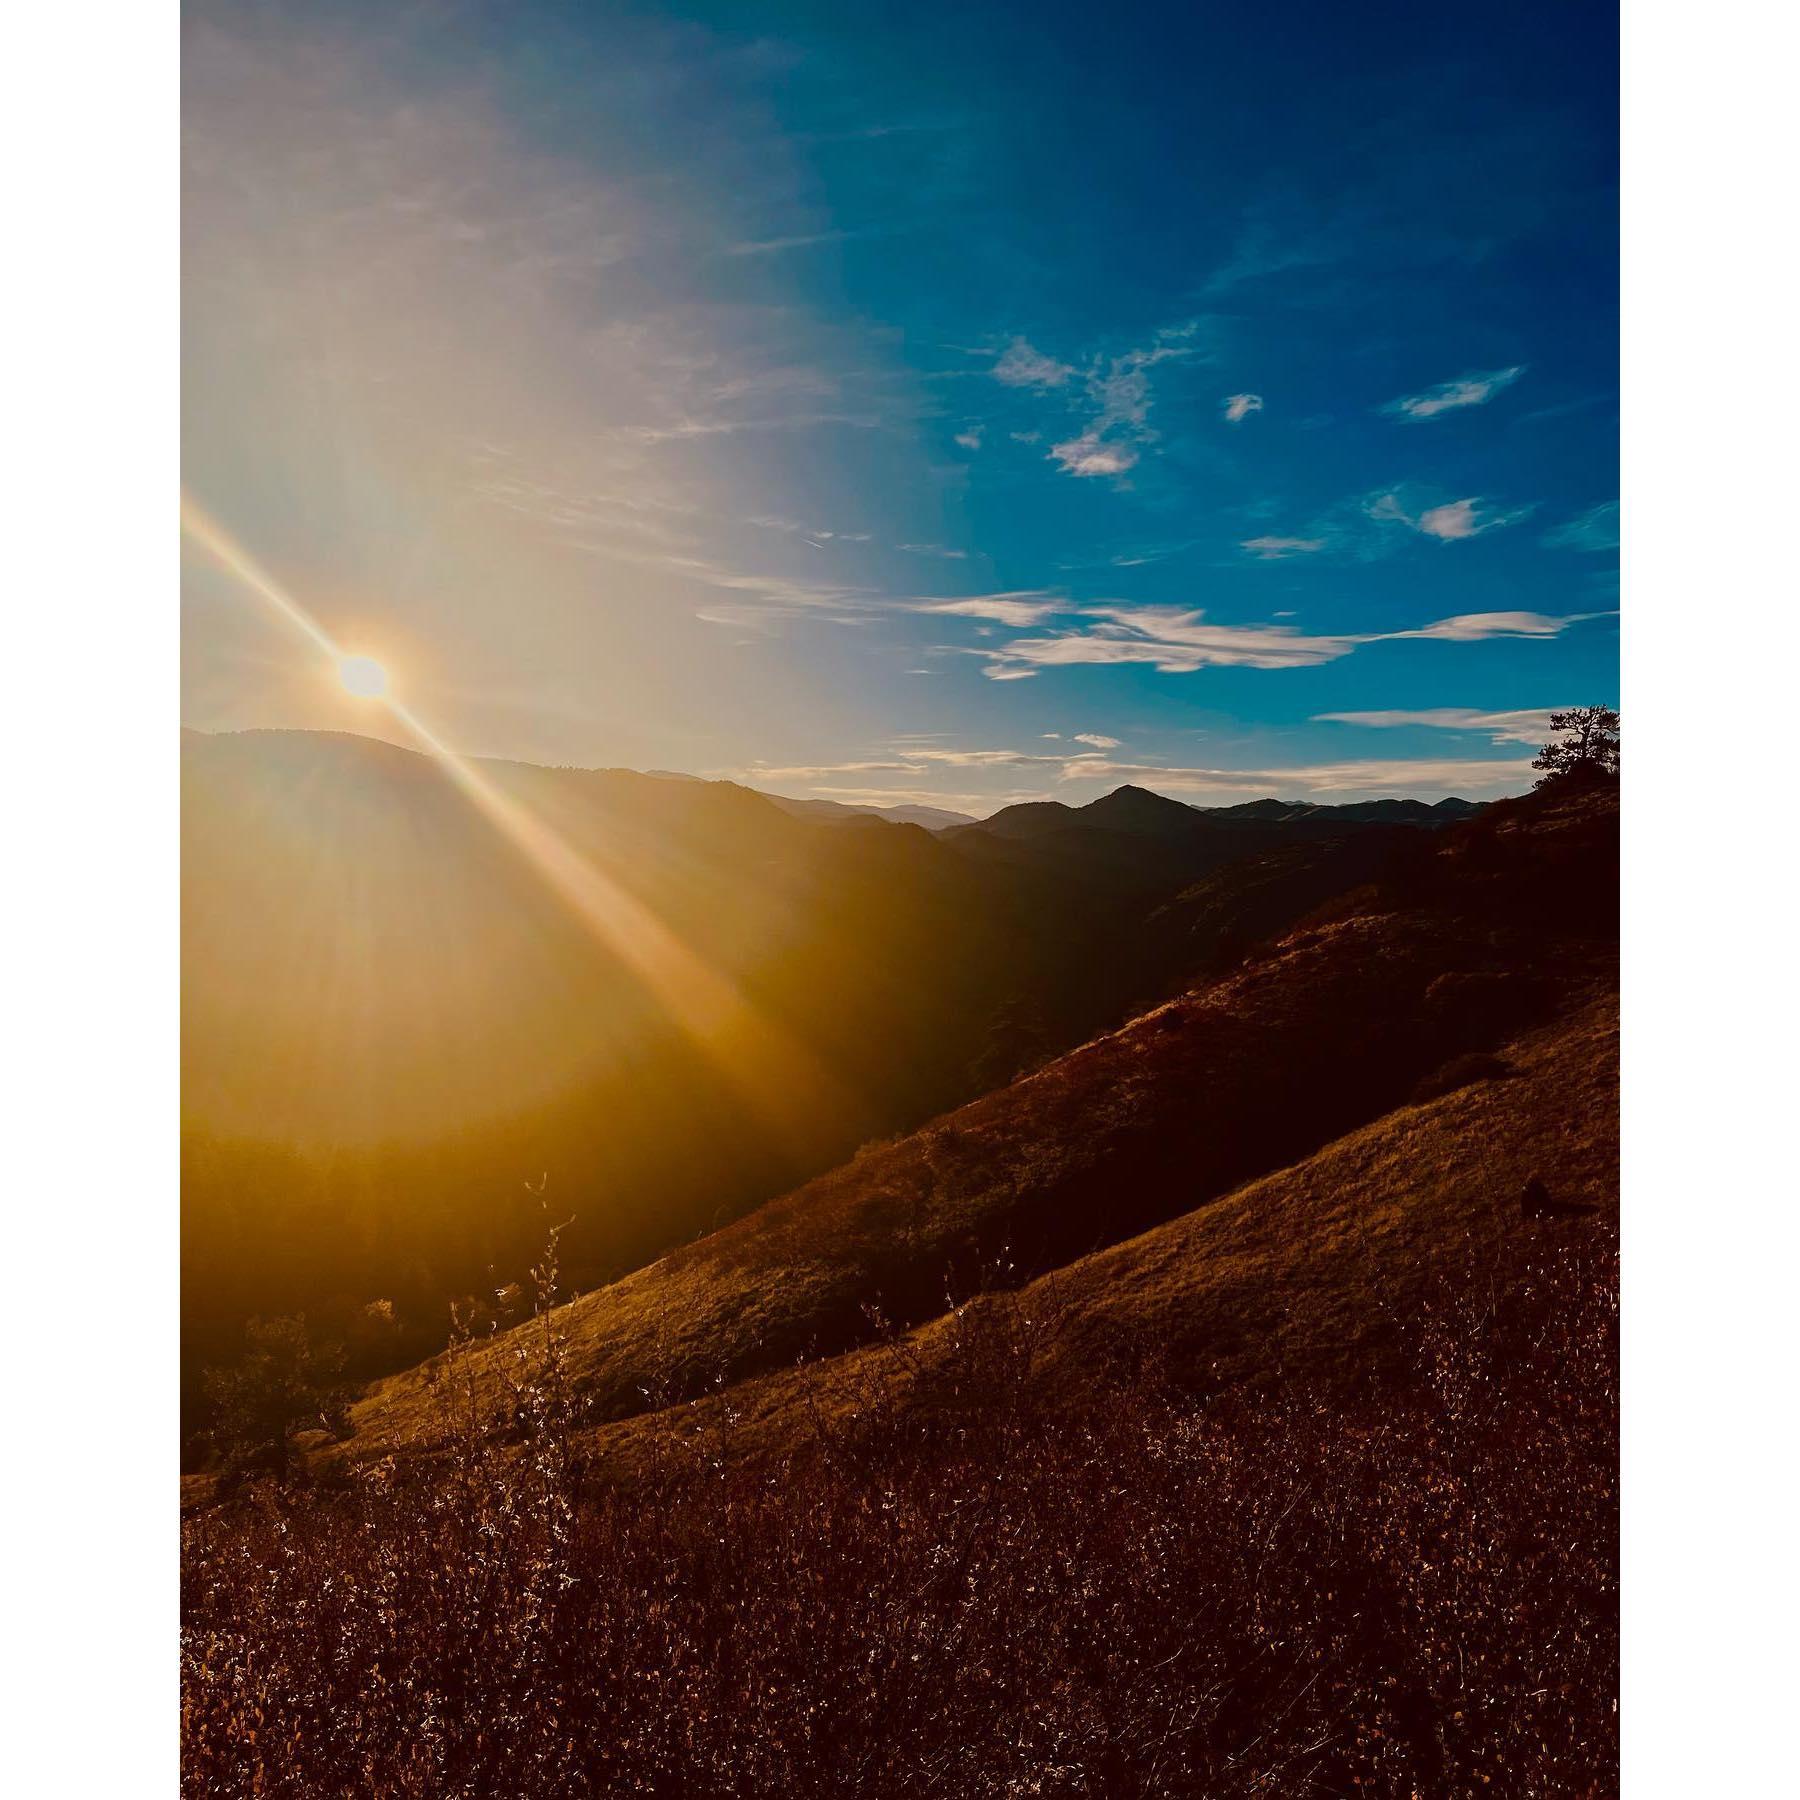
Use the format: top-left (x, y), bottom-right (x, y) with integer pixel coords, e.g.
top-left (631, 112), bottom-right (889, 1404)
top-left (1532, 706), bottom-right (1620, 787)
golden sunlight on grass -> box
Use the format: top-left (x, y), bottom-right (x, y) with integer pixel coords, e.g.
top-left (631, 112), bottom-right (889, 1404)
top-left (338, 654), bottom-right (388, 698)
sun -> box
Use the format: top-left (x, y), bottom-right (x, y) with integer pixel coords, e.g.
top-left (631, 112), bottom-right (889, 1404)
top-left (339, 655), bottom-right (389, 699)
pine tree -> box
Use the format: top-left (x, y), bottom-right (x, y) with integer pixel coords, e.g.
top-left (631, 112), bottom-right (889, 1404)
top-left (1532, 706), bottom-right (1620, 787)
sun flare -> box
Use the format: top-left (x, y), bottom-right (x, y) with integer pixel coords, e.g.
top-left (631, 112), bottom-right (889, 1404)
top-left (339, 655), bottom-right (389, 698)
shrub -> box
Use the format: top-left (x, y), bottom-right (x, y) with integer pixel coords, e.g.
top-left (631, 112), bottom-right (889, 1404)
top-left (197, 1315), bottom-right (351, 1484)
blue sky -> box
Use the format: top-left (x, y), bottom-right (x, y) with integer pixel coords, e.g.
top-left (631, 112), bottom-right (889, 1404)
top-left (182, 0), bottom-right (1618, 814)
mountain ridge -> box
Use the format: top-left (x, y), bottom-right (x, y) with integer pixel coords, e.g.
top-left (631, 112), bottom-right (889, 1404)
top-left (963, 785), bottom-right (1484, 841)
top-left (181, 725), bottom-right (1486, 832)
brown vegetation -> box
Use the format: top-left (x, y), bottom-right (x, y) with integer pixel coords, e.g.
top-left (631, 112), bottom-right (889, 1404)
top-left (183, 1222), bottom-right (1617, 1798)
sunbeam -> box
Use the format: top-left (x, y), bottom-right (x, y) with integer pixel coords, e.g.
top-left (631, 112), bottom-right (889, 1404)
top-left (181, 492), bottom-right (865, 1156)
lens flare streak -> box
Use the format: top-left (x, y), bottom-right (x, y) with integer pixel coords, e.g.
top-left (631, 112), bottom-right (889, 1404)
top-left (181, 492), bottom-right (860, 1154)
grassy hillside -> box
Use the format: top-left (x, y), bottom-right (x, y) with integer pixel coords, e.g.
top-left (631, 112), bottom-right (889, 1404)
top-left (331, 781), bottom-right (1615, 1469)
top-left (574, 990), bottom-right (1614, 1483)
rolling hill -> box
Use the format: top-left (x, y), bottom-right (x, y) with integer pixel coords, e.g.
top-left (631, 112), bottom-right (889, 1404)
top-left (182, 728), bottom-right (1459, 1436)
top-left (326, 779), bottom-right (1616, 1475)
top-left (573, 988), bottom-right (1615, 1484)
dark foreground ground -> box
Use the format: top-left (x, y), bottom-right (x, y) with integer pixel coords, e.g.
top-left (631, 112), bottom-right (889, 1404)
top-left (182, 1223), bottom-right (1616, 1799)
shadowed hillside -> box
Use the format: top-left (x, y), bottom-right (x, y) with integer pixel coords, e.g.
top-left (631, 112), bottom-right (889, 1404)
top-left (329, 780), bottom-right (1615, 1469)
top-left (182, 729), bottom-right (1447, 1438)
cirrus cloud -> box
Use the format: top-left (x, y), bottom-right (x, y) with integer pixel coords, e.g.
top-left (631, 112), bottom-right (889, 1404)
top-left (1543, 501), bottom-right (1619, 552)
top-left (1060, 757), bottom-right (1534, 799)
top-left (971, 604), bottom-right (1603, 680)
top-left (1049, 433), bottom-right (1139, 477)
top-left (1367, 490), bottom-right (1534, 541)
top-left (1383, 365), bottom-right (1525, 421)
top-left (1241, 534), bottom-right (1327, 559)
top-left (1032, 320), bottom-right (1209, 481)
top-left (911, 591), bottom-right (1062, 627)
top-left (1313, 707), bottom-right (1569, 746)
top-left (992, 337), bottom-right (1075, 389)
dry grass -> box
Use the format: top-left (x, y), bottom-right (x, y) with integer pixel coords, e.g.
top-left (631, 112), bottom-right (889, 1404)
top-left (575, 991), bottom-right (1615, 1482)
top-left (184, 1221), bottom-right (1617, 1798)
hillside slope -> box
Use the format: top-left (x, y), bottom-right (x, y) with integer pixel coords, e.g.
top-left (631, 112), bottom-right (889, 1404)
top-left (183, 728), bottom-right (1461, 1435)
top-left (575, 989), bottom-right (1615, 1481)
top-left (334, 782), bottom-right (1615, 1467)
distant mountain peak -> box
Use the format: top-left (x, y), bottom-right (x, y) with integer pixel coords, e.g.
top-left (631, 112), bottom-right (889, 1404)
top-left (1079, 784), bottom-right (1202, 834)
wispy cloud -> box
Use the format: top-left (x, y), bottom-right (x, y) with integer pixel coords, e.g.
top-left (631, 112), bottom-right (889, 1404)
top-left (1384, 365), bottom-right (1525, 421)
top-left (745, 516), bottom-right (875, 546)
top-left (1049, 436), bottom-right (1140, 478)
top-left (1380, 612), bottom-right (1589, 642)
top-left (795, 119), bottom-right (961, 146)
top-left (978, 608), bottom-right (1358, 676)
top-left (1061, 757), bottom-right (1535, 798)
top-left (721, 226), bottom-right (885, 257)
top-left (973, 604), bottom-right (1600, 679)
top-left (1241, 534), bottom-right (1326, 559)
top-left (1046, 320), bottom-right (1208, 481)
top-left (1200, 206), bottom-right (1349, 297)
top-left (1072, 732), bottom-right (1121, 749)
top-left (1238, 484), bottom-right (1535, 563)
top-left (464, 460), bottom-right (886, 635)
top-left (1367, 491), bottom-right (1534, 541)
top-left (1313, 707), bottom-right (1568, 746)
top-left (898, 543), bottom-right (970, 560)
top-left (1096, 539), bottom-right (1193, 568)
top-left (991, 338), bottom-right (1076, 389)
top-left (912, 748), bottom-right (1066, 768)
top-left (912, 591), bottom-right (1061, 627)
top-left (743, 760), bottom-right (926, 777)
top-left (740, 746), bottom-right (1072, 781)
top-left (1222, 393), bottom-right (1264, 423)
top-left (954, 425), bottom-right (985, 450)
top-left (590, 542), bottom-right (874, 626)
top-left (620, 410), bottom-right (882, 444)
top-left (1543, 501), bottom-right (1620, 552)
